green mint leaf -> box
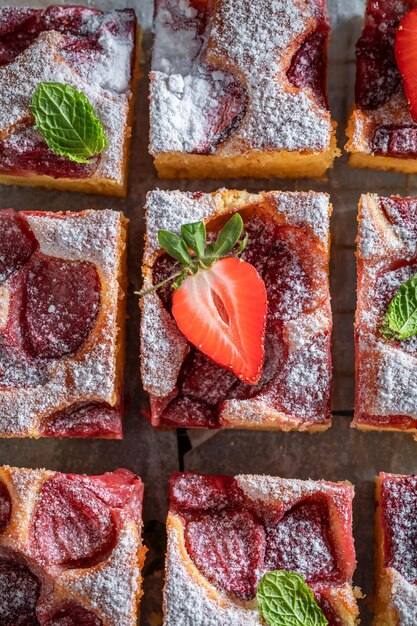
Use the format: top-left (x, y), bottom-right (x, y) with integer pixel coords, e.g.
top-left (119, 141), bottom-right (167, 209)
top-left (158, 230), bottom-right (192, 265)
top-left (30, 82), bottom-right (108, 164)
top-left (213, 213), bottom-right (244, 257)
top-left (181, 222), bottom-right (206, 258)
top-left (256, 571), bottom-right (328, 626)
top-left (383, 273), bottom-right (417, 340)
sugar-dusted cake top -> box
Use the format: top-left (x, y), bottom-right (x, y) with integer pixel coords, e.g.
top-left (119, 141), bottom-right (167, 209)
top-left (164, 472), bottom-right (357, 625)
top-left (0, 465), bottom-right (143, 626)
top-left (141, 189), bottom-right (332, 431)
top-left (0, 7), bottom-right (136, 182)
top-left (356, 195), bottom-right (417, 426)
top-left (150, 0), bottom-right (332, 156)
top-left (0, 209), bottom-right (126, 438)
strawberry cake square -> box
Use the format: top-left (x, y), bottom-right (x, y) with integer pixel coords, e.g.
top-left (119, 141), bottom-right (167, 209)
top-left (346, 0), bottom-right (417, 174)
top-left (354, 194), bottom-right (417, 433)
top-left (0, 209), bottom-right (127, 438)
top-left (0, 6), bottom-right (139, 197)
top-left (0, 465), bottom-right (145, 626)
top-left (140, 188), bottom-right (332, 431)
top-left (374, 472), bottom-right (417, 625)
top-left (149, 0), bottom-right (339, 179)
top-left (164, 472), bottom-right (359, 625)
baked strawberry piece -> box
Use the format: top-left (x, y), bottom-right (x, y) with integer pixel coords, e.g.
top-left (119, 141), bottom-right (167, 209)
top-left (164, 472), bottom-right (359, 625)
top-left (346, 0), bottom-right (417, 173)
top-left (374, 473), bottom-right (417, 625)
top-left (354, 194), bottom-right (417, 433)
top-left (0, 209), bottom-right (127, 438)
top-left (0, 6), bottom-right (139, 196)
top-left (149, 0), bottom-right (339, 179)
top-left (140, 189), bottom-right (332, 431)
top-left (0, 465), bottom-right (145, 625)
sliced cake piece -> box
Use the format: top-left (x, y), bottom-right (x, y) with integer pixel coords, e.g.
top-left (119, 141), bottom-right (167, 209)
top-left (0, 465), bottom-right (145, 625)
top-left (164, 472), bottom-right (360, 625)
top-left (346, 0), bottom-right (417, 173)
top-left (140, 188), bottom-right (333, 431)
top-left (150, 0), bottom-right (339, 179)
top-left (0, 209), bottom-right (127, 438)
top-left (355, 194), bottom-right (417, 433)
top-left (0, 6), bottom-right (139, 196)
top-left (374, 472), bottom-right (417, 625)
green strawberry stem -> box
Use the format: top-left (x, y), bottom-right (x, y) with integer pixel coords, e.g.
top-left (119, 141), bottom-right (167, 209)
top-left (136, 214), bottom-right (248, 298)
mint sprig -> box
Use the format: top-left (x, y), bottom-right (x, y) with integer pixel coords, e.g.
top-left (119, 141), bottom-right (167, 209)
top-left (30, 82), bottom-right (108, 164)
top-left (382, 273), bottom-right (417, 340)
top-left (137, 213), bottom-right (248, 296)
top-left (256, 571), bottom-right (328, 626)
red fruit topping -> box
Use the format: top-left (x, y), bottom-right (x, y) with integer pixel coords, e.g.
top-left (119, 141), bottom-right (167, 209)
top-left (381, 475), bottom-right (417, 582)
top-left (0, 210), bottom-right (37, 284)
top-left (41, 403), bottom-right (122, 439)
top-left (287, 25), bottom-right (329, 109)
top-left (185, 509), bottom-right (265, 600)
top-left (0, 126), bottom-right (98, 180)
top-left (170, 473), bottom-right (244, 513)
top-left (371, 124), bottom-right (417, 157)
top-left (395, 8), bottom-right (417, 122)
top-left (265, 499), bottom-right (339, 583)
top-left (0, 559), bottom-right (40, 625)
top-left (172, 257), bottom-right (267, 384)
top-left (0, 481), bottom-right (11, 532)
top-left (355, 0), bottom-right (409, 110)
top-left (380, 196), bottom-right (417, 232)
top-left (45, 602), bottom-right (103, 626)
top-left (32, 474), bottom-right (115, 566)
top-left (0, 8), bottom-right (41, 65)
top-left (24, 256), bottom-right (100, 359)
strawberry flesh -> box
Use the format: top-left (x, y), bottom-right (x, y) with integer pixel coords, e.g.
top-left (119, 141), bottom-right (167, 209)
top-left (0, 481), bottom-right (11, 533)
top-left (24, 256), bottom-right (100, 359)
top-left (0, 559), bottom-right (40, 625)
top-left (287, 24), bottom-right (329, 109)
top-left (32, 474), bottom-right (115, 566)
top-left (185, 509), bottom-right (265, 600)
top-left (170, 472), bottom-right (244, 513)
top-left (41, 402), bottom-right (122, 439)
top-left (0, 210), bottom-right (37, 284)
top-left (395, 7), bottom-right (417, 122)
top-left (45, 603), bottom-right (103, 626)
top-left (172, 257), bottom-right (267, 384)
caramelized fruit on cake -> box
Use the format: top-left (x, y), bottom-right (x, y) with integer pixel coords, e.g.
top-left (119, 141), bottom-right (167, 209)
top-left (149, 0), bottom-right (339, 179)
top-left (346, 0), bottom-right (417, 172)
top-left (354, 194), bottom-right (417, 433)
top-left (163, 473), bottom-right (359, 625)
top-left (141, 189), bottom-right (332, 431)
top-left (374, 473), bottom-right (417, 625)
top-left (0, 6), bottom-right (138, 196)
top-left (0, 209), bottom-right (127, 438)
top-left (0, 466), bottom-right (144, 626)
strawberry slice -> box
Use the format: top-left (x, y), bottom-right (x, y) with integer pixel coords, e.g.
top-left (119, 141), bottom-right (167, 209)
top-left (172, 257), bottom-right (267, 384)
top-left (0, 210), bottom-right (37, 284)
top-left (395, 8), bottom-right (417, 122)
top-left (185, 509), bottom-right (265, 600)
top-left (45, 603), bottom-right (103, 626)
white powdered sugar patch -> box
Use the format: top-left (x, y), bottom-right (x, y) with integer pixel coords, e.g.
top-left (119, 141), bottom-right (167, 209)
top-left (0, 8), bottom-right (135, 183)
top-left (356, 195), bottom-right (417, 421)
top-left (389, 569), bottom-right (417, 626)
top-left (66, 527), bottom-right (140, 626)
top-left (150, 0), bottom-right (332, 155)
top-left (142, 189), bottom-right (331, 427)
top-left (0, 211), bottom-right (125, 436)
top-left (164, 521), bottom-right (262, 626)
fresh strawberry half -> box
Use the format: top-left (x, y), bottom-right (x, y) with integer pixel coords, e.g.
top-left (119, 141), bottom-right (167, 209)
top-left (138, 214), bottom-right (267, 384)
top-left (395, 8), bottom-right (417, 122)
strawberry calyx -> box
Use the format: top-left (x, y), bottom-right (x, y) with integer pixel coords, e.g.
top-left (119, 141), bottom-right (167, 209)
top-left (137, 214), bottom-right (248, 296)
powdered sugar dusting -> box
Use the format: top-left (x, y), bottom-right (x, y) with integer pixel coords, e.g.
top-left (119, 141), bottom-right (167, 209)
top-left (164, 519), bottom-right (262, 626)
top-left (0, 8), bottom-right (136, 183)
top-left (142, 189), bottom-right (332, 429)
top-left (150, 0), bottom-right (332, 155)
top-left (390, 569), bottom-right (417, 625)
top-left (356, 195), bottom-right (417, 424)
top-left (0, 210), bottom-right (126, 437)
